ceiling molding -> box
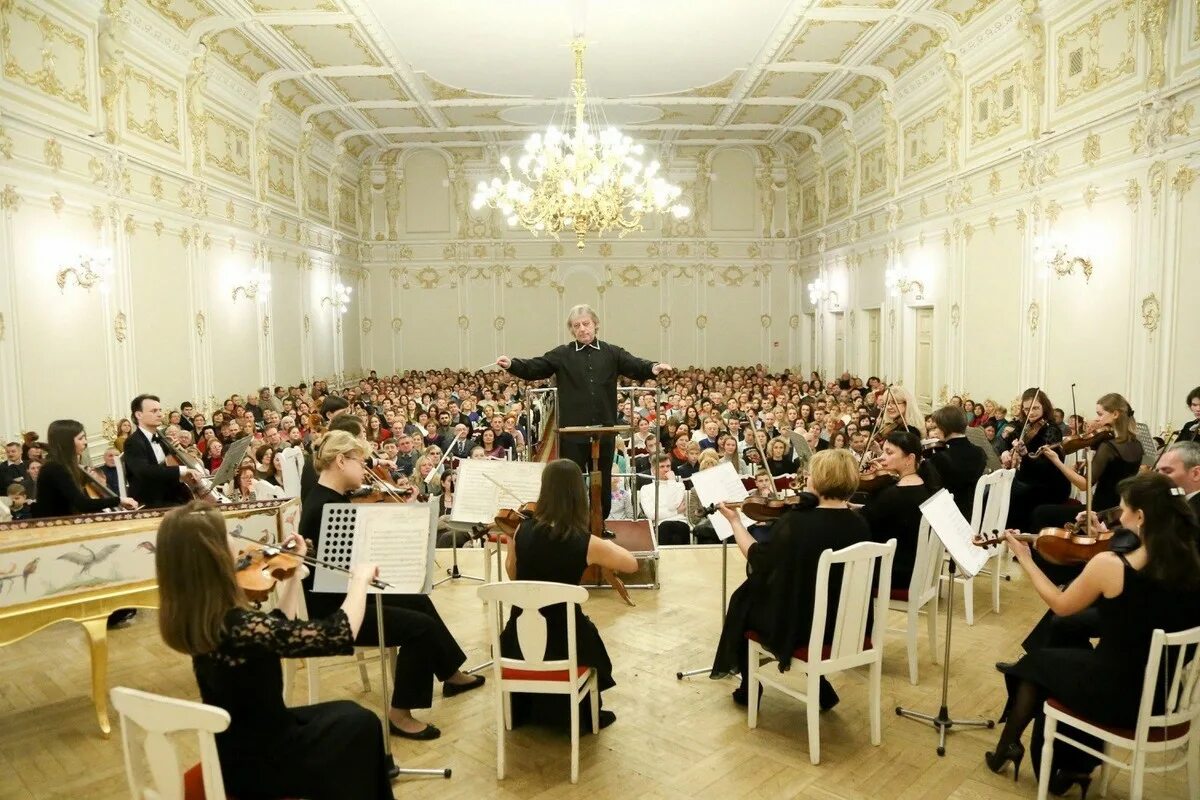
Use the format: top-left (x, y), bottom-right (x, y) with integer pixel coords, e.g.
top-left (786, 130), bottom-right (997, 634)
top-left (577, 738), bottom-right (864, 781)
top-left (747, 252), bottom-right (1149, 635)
top-left (766, 62), bottom-right (896, 95)
top-left (187, 12), bottom-right (356, 50)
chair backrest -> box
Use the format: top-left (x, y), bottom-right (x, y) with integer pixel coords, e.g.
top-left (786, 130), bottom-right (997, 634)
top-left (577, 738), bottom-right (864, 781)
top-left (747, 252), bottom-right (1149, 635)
top-left (478, 581), bottom-right (588, 672)
top-left (111, 686), bottom-right (231, 800)
top-left (909, 518), bottom-right (943, 605)
top-left (968, 468), bottom-right (1016, 540)
top-left (1133, 625), bottom-right (1200, 744)
top-left (808, 539), bottom-right (897, 663)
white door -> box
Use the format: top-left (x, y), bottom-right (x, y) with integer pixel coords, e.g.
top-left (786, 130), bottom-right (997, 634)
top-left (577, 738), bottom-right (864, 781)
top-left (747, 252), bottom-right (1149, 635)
top-left (915, 307), bottom-right (934, 409)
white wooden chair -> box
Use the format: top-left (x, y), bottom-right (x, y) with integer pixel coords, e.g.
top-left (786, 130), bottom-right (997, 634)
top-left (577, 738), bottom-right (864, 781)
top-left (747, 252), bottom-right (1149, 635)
top-left (747, 539), bottom-right (896, 765)
top-left (478, 581), bottom-right (599, 784)
top-left (942, 468), bottom-right (1015, 624)
top-left (281, 590), bottom-right (385, 705)
top-left (1038, 626), bottom-right (1200, 800)
top-left (888, 518), bottom-right (942, 685)
top-left (111, 686), bottom-right (231, 800)
top-left (482, 530), bottom-right (511, 585)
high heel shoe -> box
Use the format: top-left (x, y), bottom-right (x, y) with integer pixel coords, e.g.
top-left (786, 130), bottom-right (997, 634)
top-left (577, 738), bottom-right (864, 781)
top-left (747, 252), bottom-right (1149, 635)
top-left (1048, 769), bottom-right (1092, 799)
top-left (984, 741), bottom-right (1025, 781)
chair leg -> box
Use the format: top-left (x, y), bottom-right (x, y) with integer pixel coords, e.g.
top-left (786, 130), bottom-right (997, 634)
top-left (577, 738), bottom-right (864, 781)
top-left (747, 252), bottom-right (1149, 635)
top-left (589, 672), bottom-right (600, 735)
top-left (495, 688), bottom-right (506, 780)
top-left (1187, 730), bottom-right (1200, 800)
top-left (483, 543), bottom-right (492, 586)
top-left (503, 691), bottom-right (512, 731)
top-left (869, 660), bottom-right (882, 746)
top-left (1099, 741), bottom-right (1112, 797)
top-left (306, 658), bottom-right (319, 704)
top-left (569, 689), bottom-right (580, 784)
top-left (748, 642), bottom-right (761, 729)
top-left (1037, 716), bottom-right (1057, 800)
top-left (807, 673), bottom-right (821, 765)
top-left (355, 650), bottom-right (372, 693)
top-left (961, 575), bottom-right (975, 626)
top-left (992, 545), bottom-right (1005, 614)
top-left (907, 610), bottom-right (919, 686)
top-left (1129, 749), bottom-right (1147, 800)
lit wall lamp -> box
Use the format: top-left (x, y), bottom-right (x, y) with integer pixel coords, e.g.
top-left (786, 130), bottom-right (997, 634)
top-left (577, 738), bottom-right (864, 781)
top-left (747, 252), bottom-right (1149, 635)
top-left (1035, 237), bottom-right (1093, 282)
top-left (231, 271), bottom-right (270, 302)
top-left (885, 266), bottom-right (924, 300)
top-left (320, 282), bottom-right (352, 315)
top-left (807, 278), bottom-right (840, 309)
top-left (56, 252), bottom-right (110, 293)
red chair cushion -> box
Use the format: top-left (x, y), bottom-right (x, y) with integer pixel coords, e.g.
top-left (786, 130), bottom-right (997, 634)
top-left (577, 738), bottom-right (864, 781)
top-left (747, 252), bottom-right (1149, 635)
top-left (1046, 698), bottom-right (1191, 743)
top-left (890, 587), bottom-right (909, 601)
top-left (501, 665), bottom-right (590, 681)
top-left (183, 764), bottom-right (206, 800)
top-left (745, 630), bottom-right (872, 661)
top-left (486, 533), bottom-right (511, 544)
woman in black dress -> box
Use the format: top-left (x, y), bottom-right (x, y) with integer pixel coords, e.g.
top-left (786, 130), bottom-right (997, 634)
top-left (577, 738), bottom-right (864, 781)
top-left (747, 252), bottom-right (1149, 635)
top-left (34, 419), bottom-right (138, 517)
top-left (299, 430), bottom-right (483, 741)
top-left (1004, 388), bottom-right (1071, 531)
top-left (859, 431), bottom-right (935, 589)
top-left (155, 502), bottom-right (394, 800)
top-left (711, 449), bottom-right (873, 711)
top-left (986, 473), bottom-right (1200, 796)
top-left (501, 458), bottom-right (636, 732)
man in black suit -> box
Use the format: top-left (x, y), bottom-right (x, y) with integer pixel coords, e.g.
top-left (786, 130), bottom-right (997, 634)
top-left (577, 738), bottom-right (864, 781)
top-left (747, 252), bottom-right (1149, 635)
top-left (0, 441), bottom-right (27, 488)
top-left (497, 303), bottom-right (670, 521)
top-left (1157, 441), bottom-right (1200, 527)
top-left (926, 405), bottom-right (987, 518)
top-left (123, 394), bottom-right (203, 508)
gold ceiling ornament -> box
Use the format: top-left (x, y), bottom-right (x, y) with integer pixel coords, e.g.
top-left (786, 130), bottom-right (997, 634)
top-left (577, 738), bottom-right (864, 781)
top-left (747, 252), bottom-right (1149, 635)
top-left (473, 38), bottom-right (688, 251)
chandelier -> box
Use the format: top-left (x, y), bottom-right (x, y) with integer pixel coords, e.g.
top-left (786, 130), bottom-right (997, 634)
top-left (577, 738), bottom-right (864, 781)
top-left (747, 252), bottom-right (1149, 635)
top-left (472, 38), bottom-right (688, 251)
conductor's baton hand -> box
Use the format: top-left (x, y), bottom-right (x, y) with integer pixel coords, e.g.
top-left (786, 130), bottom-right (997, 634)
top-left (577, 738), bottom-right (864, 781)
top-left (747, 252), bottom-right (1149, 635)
top-left (496, 356), bottom-right (512, 369)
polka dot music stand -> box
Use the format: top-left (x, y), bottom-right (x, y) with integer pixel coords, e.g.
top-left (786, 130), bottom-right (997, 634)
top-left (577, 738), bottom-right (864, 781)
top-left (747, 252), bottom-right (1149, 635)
top-left (311, 503), bottom-right (449, 781)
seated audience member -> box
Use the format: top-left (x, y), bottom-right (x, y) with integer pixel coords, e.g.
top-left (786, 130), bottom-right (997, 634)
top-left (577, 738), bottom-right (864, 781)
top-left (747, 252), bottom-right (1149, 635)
top-left (638, 455), bottom-right (691, 545)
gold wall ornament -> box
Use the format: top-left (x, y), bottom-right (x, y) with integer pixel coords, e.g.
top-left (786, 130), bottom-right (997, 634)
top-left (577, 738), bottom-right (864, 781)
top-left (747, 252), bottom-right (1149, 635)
top-left (788, 314), bottom-right (800, 329)
top-left (149, 175), bottom-right (163, 200)
top-left (598, 242), bottom-right (612, 258)
top-left (1172, 166), bottom-right (1196, 197)
top-left (888, 308), bottom-right (896, 330)
top-left (1055, 0), bottom-right (1138, 107)
top-left (123, 214), bottom-right (135, 236)
top-left (225, 199), bottom-right (235, 220)
top-left (950, 303), bottom-right (961, 328)
top-left (962, 222), bottom-right (975, 244)
top-left (1083, 184), bottom-right (1100, 208)
top-left (987, 213), bottom-right (999, 232)
top-left (456, 315), bottom-right (469, 330)
top-left (262, 316), bottom-right (270, 337)
top-left (153, 219), bottom-right (163, 237)
top-left (391, 317), bottom-right (403, 332)
top-left (493, 316), bottom-right (506, 331)
top-left (43, 138), bottom-right (63, 172)
top-left (113, 312), bottom-right (127, 343)
top-left (1125, 178), bottom-right (1141, 210)
top-left (1140, 0), bottom-right (1169, 90)
top-left (3, 3), bottom-right (89, 110)
top-left (90, 205), bottom-right (107, 232)
top-left (302, 314), bottom-right (310, 335)
top-left (194, 311), bottom-right (205, 339)
top-left (695, 314), bottom-right (708, 330)
top-left (1148, 161), bottom-right (1166, 214)
top-left (1028, 301), bottom-right (1040, 333)
top-left (1082, 132), bottom-right (1101, 166)
top-left (0, 124), bottom-right (12, 159)
top-left (49, 191), bottom-right (64, 215)
top-left (1045, 201), bottom-right (1062, 226)
top-left (760, 314), bottom-right (772, 329)
top-left (360, 318), bottom-right (373, 335)
top-left (100, 416), bottom-right (116, 442)
top-left (658, 313), bottom-right (670, 330)
top-left (1141, 293), bottom-right (1161, 333)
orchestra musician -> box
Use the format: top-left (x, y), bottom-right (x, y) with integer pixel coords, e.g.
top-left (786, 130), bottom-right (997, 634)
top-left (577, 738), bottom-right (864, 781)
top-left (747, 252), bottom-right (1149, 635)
top-left (859, 431), bottom-right (936, 589)
top-left (710, 449), bottom-right (871, 711)
top-left (33, 420), bottom-right (138, 518)
top-left (299, 430), bottom-right (483, 741)
top-left (924, 405), bottom-right (986, 518)
top-left (1180, 386), bottom-right (1200, 442)
top-left (123, 394), bottom-right (205, 508)
top-left (155, 502), bottom-right (395, 800)
top-left (1003, 388), bottom-right (1070, 532)
top-left (501, 459), bottom-right (636, 731)
top-left (986, 474), bottom-right (1200, 797)
top-left (496, 304), bottom-right (670, 524)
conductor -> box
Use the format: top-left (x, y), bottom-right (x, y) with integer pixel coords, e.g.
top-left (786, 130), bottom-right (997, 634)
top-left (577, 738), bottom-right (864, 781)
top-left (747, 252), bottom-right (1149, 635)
top-left (497, 304), bottom-right (671, 523)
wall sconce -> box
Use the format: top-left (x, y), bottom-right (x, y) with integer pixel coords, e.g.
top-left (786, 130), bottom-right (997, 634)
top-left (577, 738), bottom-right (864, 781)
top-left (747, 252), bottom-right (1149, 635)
top-left (885, 266), bottom-right (924, 300)
top-left (56, 252), bottom-right (110, 293)
top-left (320, 282), bottom-right (352, 315)
top-left (231, 271), bottom-right (270, 302)
top-left (807, 278), bottom-right (840, 309)
top-left (1035, 237), bottom-right (1093, 282)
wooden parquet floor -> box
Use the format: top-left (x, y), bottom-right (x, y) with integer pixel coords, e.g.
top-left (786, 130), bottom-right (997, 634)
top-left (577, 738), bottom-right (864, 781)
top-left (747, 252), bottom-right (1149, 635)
top-left (0, 547), bottom-right (1190, 799)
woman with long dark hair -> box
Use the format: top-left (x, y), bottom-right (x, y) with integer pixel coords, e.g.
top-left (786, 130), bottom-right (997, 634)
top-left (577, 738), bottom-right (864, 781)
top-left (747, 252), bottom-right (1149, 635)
top-left (1004, 388), bottom-right (1072, 531)
top-left (986, 473), bottom-right (1200, 795)
top-left (859, 430), bottom-right (936, 588)
top-left (500, 459), bottom-right (636, 731)
top-left (34, 419), bottom-right (138, 517)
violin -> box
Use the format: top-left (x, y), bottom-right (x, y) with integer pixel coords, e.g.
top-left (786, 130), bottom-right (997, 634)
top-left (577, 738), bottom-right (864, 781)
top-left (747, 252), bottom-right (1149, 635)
top-left (235, 541), bottom-right (304, 604)
top-left (492, 501), bottom-right (536, 538)
top-left (974, 524), bottom-right (1116, 566)
top-left (921, 437), bottom-right (947, 457)
top-left (702, 492), bottom-right (818, 523)
top-left (1029, 426), bottom-right (1114, 460)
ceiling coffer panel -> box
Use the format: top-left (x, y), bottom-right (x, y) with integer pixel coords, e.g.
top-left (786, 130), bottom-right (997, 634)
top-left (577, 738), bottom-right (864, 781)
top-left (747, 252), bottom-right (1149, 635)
top-left (328, 75), bottom-right (409, 102)
top-left (752, 72), bottom-right (823, 99)
top-left (210, 30), bottom-right (281, 82)
top-left (277, 24), bottom-right (382, 68)
top-left (782, 20), bottom-right (875, 62)
top-left (872, 24), bottom-right (943, 77)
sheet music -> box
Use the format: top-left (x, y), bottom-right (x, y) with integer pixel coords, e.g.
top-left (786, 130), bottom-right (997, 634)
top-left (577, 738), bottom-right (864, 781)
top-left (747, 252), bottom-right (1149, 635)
top-left (360, 504), bottom-right (436, 594)
top-left (920, 488), bottom-right (989, 578)
top-left (450, 459), bottom-right (545, 524)
top-left (688, 462), bottom-right (753, 541)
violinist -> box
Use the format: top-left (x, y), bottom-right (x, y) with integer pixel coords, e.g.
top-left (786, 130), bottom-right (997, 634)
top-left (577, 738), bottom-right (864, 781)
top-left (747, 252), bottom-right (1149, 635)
top-left (33, 420), bottom-right (138, 518)
top-left (1179, 386), bottom-right (1200, 442)
top-left (859, 431), bottom-right (936, 588)
top-left (872, 385), bottom-right (924, 440)
top-left (985, 474), bottom-right (1200, 796)
top-left (1003, 389), bottom-right (1070, 532)
top-left (155, 502), bottom-right (395, 800)
top-left (501, 459), bottom-right (636, 731)
top-left (710, 449), bottom-right (870, 711)
top-left (299, 431), bottom-right (483, 741)
top-left (1028, 393), bottom-right (1143, 536)
top-left (924, 406), bottom-right (985, 518)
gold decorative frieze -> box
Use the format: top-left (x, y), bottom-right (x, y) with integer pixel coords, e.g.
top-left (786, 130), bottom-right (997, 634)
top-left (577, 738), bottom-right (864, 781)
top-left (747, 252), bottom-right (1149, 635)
top-left (204, 113), bottom-right (251, 181)
top-left (153, 219), bottom-right (164, 236)
top-left (1, 2), bottom-right (90, 111)
top-left (1148, 161), bottom-right (1166, 214)
top-left (456, 315), bottom-right (469, 330)
top-left (195, 311), bottom-right (206, 339)
top-left (1045, 201), bottom-right (1062, 225)
top-left (144, 0), bottom-right (214, 32)
top-left (125, 68), bottom-right (180, 150)
top-left (1055, 0), bottom-right (1138, 108)
top-left (760, 314), bottom-right (771, 329)
top-left (598, 242), bottom-right (613, 258)
top-left (859, 142), bottom-right (887, 197)
top-left (360, 318), bottom-right (372, 335)
top-left (970, 61), bottom-right (1024, 145)
top-left (903, 107), bottom-right (946, 179)
top-left (1015, 208), bottom-right (1027, 233)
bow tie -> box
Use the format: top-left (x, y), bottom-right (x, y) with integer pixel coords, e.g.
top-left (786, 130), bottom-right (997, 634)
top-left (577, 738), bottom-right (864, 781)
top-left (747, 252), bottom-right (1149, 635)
top-left (152, 434), bottom-right (165, 445)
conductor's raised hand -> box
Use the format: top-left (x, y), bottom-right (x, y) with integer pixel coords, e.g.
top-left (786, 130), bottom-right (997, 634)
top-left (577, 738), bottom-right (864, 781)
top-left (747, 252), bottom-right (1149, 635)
top-left (652, 362), bottom-right (673, 376)
top-left (496, 356), bottom-right (512, 370)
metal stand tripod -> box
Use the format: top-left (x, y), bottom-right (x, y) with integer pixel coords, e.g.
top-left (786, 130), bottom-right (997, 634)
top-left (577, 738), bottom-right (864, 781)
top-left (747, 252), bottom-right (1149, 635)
top-left (895, 559), bottom-right (994, 755)
top-left (433, 523), bottom-right (484, 587)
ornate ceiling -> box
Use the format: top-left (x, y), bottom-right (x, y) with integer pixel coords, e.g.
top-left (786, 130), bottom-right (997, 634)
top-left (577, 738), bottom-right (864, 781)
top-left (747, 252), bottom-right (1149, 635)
top-left (144, 0), bottom-right (1005, 161)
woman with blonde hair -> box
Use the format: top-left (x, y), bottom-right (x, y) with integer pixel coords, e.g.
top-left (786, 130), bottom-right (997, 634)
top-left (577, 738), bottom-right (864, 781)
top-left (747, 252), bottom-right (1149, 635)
top-left (299, 430), bottom-right (483, 742)
top-left (156, 502), bottom-right (393, 799)
top-left (711, 449), bottom-right (875, 710)
top-left (113, 418), bottom-right (133, 453)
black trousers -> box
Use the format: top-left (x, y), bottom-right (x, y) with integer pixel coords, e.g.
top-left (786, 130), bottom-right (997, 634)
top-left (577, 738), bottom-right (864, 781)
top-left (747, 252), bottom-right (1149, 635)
top-left (312, 592), bottom-right (467, 710)
top-left (657, 519), bottom-right (692, 545)
top-left (560, 434), bottom-right (615, 521)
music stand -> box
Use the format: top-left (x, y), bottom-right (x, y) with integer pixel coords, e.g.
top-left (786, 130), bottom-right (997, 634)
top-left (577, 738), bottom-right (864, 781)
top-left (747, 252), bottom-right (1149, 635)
top-left (313, 502), bottom-right (451, 780)
top-left (895, 490), bottom-right (994, 755)
top-left (207, 435), bottom-right (255, 487)
top-left (560, 424), bottom-right (634, 606)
